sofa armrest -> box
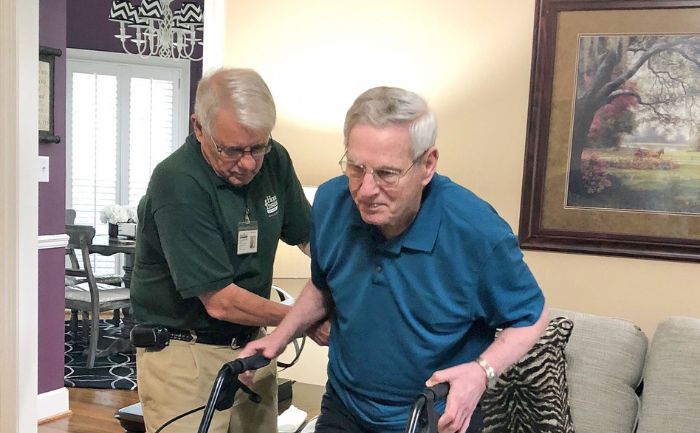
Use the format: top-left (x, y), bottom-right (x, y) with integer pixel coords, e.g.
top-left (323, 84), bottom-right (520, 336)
top-left (636, 316), bottom-right (700, 433)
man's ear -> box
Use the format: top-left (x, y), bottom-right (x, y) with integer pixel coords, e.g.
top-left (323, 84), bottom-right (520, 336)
top-left (191, 115), bottom-right (205, 142)
top-left (421, 146), bottom-right (439, 186)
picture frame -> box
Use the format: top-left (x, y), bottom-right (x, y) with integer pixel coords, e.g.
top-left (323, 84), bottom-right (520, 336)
top-left (39, 45), bottom-right (62, 144)
top-left (519, 0), bottom-right (700, 262)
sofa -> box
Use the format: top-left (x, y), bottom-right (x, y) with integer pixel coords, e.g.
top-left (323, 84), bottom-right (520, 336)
top-left (548, 308), bottom-right (700, 433)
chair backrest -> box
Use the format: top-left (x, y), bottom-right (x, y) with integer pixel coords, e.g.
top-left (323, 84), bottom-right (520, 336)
top-left (65, 224), bottom-right (96, 250)
top-left (65, 224), bottom-right (98, 294)
top-left (65, 208), bottom-right (76, 224)
top-left (65, 211), bottom-right (80, 269)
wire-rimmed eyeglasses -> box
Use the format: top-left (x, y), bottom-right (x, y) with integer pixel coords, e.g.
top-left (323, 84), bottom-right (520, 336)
top-left (208, 131), bottom-right (272, 161)
top-left (338, 151), bottom-right (425, 187)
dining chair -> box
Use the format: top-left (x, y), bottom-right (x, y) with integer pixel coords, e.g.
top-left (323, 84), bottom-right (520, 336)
top-left (65, 209), bottom-right (124, 324)
top-left (64, 224), bottom-right (131, 368)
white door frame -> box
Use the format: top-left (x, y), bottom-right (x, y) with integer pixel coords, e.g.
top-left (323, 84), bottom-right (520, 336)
top-left (0, 0), bottom-right (39, 432)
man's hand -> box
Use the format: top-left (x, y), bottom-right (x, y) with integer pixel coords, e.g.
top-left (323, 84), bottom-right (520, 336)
top-left (305, 319), bottom-right (330, 346)
top-left (426, 362), bottom-right (486, 433)
top-left (236, 333), bottom-right (288, 387)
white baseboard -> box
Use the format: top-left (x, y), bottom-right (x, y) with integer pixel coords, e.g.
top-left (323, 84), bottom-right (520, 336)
top-left (38, 233), bottom-right (69, 250)
top-left (37, 387), bottom-right (70, 422)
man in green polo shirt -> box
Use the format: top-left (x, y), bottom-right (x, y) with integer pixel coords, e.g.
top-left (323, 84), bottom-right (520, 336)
top-left (130, 68), bottom-right (315, 433)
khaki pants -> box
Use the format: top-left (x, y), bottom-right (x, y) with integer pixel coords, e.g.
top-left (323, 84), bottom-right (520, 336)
top-left (136, 336), bottom-right (278, 433)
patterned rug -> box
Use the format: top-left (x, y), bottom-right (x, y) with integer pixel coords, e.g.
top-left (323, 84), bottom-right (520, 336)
top-left (64, 319), bottom-right (138, 390)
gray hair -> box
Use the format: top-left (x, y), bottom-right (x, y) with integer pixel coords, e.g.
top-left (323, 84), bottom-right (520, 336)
top-left (344, 86), bottom-right (437, 158)
top-left (194, 68), bottom-right (276, 136)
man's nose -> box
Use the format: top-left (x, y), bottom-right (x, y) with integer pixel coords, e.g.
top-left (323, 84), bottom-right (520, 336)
top-left (357, 171), bottom-right (379, 197)
top-left (237, 152), bottom-right (257, 170)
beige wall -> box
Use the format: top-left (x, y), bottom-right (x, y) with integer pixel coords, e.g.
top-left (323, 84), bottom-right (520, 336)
top-left (223, 0), bottom-right (700, 385)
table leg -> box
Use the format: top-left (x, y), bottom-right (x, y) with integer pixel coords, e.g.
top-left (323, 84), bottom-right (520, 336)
top-left (121, 253), bottom-right (135, 341)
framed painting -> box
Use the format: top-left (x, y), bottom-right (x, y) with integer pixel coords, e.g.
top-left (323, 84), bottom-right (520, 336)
top-left (519, 0), bottom-right (700, 262)
top-left (39, 45), bottom-right (62, 144)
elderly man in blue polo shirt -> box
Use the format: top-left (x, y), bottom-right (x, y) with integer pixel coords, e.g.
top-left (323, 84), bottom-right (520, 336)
top-left (241, 86), bottom-right (548, 433)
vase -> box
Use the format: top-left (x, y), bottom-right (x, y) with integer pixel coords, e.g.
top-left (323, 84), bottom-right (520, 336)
top-left (108, 223), bottom-right (119, 238)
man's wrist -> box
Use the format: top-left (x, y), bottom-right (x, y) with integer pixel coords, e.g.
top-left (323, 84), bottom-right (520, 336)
top-left (475, 356), bottom-right (497, 389)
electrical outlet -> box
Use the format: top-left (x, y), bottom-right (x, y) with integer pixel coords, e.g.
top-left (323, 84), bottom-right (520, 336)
top-left (38, 155), bottom-right (49, 182)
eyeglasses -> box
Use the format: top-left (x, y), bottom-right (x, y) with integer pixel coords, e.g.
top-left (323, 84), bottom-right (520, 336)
top-left (339, 151), bottom-right (424, 186)
top-left (208, 131), bottom-right (272, 161)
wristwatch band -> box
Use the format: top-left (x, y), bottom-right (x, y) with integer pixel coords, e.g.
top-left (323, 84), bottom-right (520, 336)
top-left (475, 356), bottom-right (497, 389)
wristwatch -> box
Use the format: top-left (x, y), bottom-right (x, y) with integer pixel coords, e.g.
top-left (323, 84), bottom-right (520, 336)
top-left (475, 356), bottom-right (497, 389)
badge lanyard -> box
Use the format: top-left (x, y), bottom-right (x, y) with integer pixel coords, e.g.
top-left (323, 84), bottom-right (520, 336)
top-left (237, 194), bottom-right (258, 255)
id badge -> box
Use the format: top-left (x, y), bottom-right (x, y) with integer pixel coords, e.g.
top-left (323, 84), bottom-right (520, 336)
top-left (237, 221), bottom-right (258, 255)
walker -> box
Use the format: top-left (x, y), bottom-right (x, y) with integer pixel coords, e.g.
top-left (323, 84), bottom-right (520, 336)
top-left (404, 383), bottom-right (450, 433)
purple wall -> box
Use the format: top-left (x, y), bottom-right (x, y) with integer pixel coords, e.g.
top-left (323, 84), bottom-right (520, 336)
top-left (38, 0), bottom-right (68, 394)
top-left (37, 0), bottom-right (203, 394)
top-left (39, 1), bottom-right (67, 236)
top-left (38, 249), bottom-right (67, 394)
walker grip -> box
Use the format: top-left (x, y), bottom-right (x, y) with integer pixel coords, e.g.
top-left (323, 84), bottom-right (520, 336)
top-left (227, 352), bottom-right (270, 374)
top-left (427, 382), bottom-right (449, 400)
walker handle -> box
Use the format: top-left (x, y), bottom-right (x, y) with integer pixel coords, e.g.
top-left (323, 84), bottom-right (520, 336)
top-left (227, 352), bottom-right (270, 375)
top-left (426, 382), bottom-right (450, 400)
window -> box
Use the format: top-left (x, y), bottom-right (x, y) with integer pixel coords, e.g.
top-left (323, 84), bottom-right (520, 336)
top-left (66, 49), bottom-right (190, 274)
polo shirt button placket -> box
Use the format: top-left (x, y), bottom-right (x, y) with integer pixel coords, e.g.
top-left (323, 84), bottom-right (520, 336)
top-left (371, 262), bottom-right (385, 285)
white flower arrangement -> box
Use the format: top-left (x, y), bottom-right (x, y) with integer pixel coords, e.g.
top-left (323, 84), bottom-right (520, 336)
top-left (100, 204), bottom-right (138, 225)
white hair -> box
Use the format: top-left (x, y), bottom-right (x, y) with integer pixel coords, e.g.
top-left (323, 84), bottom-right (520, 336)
top-left (194, 68), bottom-right (276, 136)
top-left (344, 86), bottom-right (437, 158)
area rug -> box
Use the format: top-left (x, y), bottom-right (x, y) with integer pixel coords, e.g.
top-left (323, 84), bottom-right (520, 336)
top-left (64, 319), bottom-right (138, 390)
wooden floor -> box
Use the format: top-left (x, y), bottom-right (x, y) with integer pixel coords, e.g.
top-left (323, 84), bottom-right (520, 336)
top-left (38, 382), bottom-right (324, 433)
top-left (39, 388), bottom-right (139, 433)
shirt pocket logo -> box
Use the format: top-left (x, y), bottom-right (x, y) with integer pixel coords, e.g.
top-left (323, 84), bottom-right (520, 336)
top-left (264, 195), bottom-right (278, 216)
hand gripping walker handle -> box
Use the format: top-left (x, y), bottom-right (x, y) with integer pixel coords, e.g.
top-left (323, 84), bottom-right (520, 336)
top-left (227, 352), bottom-right (270, 374)
top-left (404, 382), bottom-right (450, 433)
top-left (426, 382), bottom-right (449, 400)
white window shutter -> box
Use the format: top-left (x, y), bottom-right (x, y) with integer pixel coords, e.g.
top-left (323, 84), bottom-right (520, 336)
top-left (70, 72), bottom-right (119, 230)
top-left (67, 51), bottom-right (189, 276)
top-left (128, 77), bottom-right (176, 206)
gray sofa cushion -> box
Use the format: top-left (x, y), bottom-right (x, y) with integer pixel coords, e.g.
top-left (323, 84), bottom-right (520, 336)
top-left (550, 308), bottom-right (648, 433)
top-left (636, 317), bottom-right (700, 433)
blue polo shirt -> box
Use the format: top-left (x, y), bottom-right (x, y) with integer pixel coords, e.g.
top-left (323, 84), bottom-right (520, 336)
top-left (310, 174), bottom-right (545, 432)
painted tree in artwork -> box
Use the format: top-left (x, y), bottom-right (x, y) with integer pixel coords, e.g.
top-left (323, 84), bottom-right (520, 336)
top-left (586, 82), bottom-right (638, 149)
top-left (569, 35), bottom-right (700, 193)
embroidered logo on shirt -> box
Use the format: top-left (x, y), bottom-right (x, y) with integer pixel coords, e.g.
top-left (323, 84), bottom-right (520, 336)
top-left (264, 195), bottom-right (278, 216)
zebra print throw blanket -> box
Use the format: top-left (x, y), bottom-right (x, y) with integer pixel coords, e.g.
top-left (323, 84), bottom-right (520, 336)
top-left (481, 316), bottom-right (575, 433)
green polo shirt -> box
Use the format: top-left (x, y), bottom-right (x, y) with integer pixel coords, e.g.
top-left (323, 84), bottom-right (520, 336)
top-left (130, 134), bottom-right (310, 335)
